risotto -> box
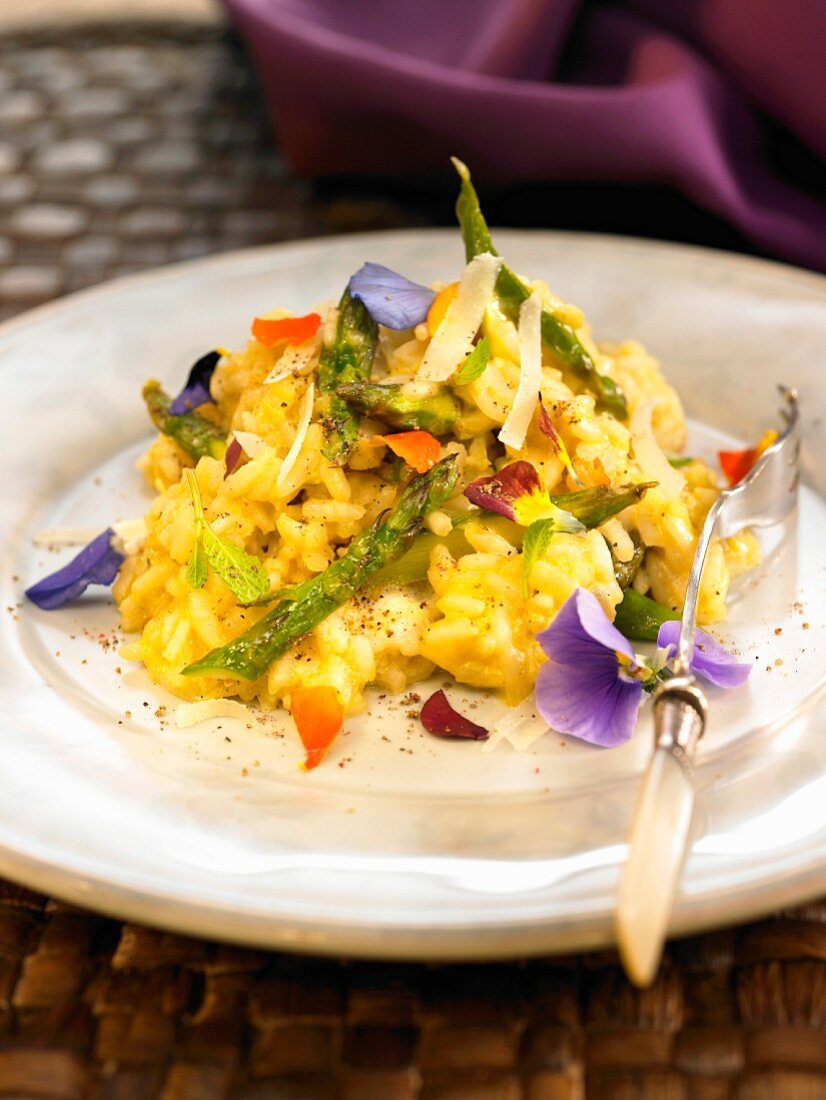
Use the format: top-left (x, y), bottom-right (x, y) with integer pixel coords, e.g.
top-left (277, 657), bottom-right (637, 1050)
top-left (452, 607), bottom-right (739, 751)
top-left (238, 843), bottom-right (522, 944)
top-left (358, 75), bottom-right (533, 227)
top-left (106, 160), bottom-right (758, 754)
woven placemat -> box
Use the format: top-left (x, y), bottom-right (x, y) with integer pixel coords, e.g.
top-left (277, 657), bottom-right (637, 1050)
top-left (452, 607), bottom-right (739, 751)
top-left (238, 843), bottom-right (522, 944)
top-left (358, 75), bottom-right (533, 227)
top-left (1, 20), bottom-right (824, 1099)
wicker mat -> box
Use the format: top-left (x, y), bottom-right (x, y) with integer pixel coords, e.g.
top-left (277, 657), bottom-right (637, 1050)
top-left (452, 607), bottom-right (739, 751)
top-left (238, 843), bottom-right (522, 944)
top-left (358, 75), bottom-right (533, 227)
top-left (1, 20), bottom-right (825, 1100)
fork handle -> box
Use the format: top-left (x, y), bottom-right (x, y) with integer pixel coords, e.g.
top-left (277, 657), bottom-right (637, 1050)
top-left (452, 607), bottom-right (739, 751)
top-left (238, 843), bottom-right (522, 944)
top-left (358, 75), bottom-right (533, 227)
top-left (615, 678), bottom-right (707, 985)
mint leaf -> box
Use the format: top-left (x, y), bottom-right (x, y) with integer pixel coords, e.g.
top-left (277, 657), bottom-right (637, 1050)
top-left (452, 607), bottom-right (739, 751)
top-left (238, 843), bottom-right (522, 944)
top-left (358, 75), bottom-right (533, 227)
top-left (202, 527), bottom-right (269, 604)
top-left (454, 336), bottom-right (490, 385)
top-left (187, 532), bottom-right (208, 589)
top-left (522, 517), bottom-right (558, 596)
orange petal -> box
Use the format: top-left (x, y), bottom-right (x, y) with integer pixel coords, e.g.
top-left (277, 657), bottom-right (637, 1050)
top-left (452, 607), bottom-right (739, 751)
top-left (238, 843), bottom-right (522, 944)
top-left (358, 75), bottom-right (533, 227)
top-left (252, 312), bottom-right (321, 349)
top-left (290, 685), bottom-right (344, 771)
top-left (426, 282), bottom-right (458, 336)
top-left (377, 430), bottom-right (441, 474)
top-left (718, 430), bottom-right (777, 486)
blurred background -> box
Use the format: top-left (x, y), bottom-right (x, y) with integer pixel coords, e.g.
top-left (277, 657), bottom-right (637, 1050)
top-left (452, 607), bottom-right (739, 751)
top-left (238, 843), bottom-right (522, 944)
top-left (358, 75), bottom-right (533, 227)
top-left (1, 0), bottom-right (824, 324)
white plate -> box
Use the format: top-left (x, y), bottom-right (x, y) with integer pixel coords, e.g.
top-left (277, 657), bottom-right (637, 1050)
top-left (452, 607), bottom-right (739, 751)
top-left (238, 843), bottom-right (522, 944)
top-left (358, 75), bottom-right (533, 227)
top-left (1, 231), bottom-right (824, 959)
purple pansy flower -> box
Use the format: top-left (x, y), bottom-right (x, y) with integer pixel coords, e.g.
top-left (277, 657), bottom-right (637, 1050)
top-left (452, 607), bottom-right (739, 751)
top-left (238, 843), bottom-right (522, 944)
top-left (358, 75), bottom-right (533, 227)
top-left (656, 621), bottom-right (751, 687)
top-left (25, 529), bottom-right (124, 610)
top-left (169, 349), bottom-right (220, 414)
top-left (348, 262), bottom-right (436, 330)
top-left (535, 588), bottom-right (646, 747)
top-left (535, 588), bottom-right (751, 748)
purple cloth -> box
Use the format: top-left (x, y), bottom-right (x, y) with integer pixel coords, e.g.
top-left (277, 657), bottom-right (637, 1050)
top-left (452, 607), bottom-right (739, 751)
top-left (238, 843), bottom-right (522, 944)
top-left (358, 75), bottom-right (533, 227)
top-left (224, 0), bottom-right (826, 271)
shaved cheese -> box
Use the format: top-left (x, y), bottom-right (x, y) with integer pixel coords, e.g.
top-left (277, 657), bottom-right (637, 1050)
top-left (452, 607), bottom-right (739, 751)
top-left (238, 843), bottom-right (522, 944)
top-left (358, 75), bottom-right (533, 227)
top-left (630, 403), bottom-right (685, 498)
top-left (175, 699), bottom-right (252, 728)
top-left (232, 430), bottom-right (268, 459)
top-left (275, 380), bottom-right (315, 495)
top-left (417, 253), bottom-right (501, 382)
top-left (112, 518), bottom-right (149, 555)
top-left (498, 290), bottom-right (542, 451)
top-left (34, 517), bottom-right (147, 555)
top-left (483, 703), bottom-right (548, 753)
top-left (263, 342), bottom-right (319, 385)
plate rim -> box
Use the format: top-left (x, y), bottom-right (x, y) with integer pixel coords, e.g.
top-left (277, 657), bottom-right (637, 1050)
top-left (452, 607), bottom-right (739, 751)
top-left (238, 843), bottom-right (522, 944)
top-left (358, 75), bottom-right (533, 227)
top-left (1, 228), bottom-right (824, 959)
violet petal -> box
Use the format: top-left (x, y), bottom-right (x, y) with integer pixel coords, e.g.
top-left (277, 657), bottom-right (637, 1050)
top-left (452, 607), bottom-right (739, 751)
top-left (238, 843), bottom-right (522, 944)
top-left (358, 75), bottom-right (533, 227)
top-left (420, 689), bottom-right (489, 741)
top-left (536, 654), bottom-right (642, 747)
top-left (348, 262), bottom-right (436, 330)
top-left (169, 349), bottom-right (220, 414)
top-left (534, 588), bottom-right (642, 747)
top-left (657, 621), bottom-right (751, 688)
top-left (25, 529), bottom-right (124, 610)
top-left (464, 460), bottom-right (542, 522)
top-left (536, 587), bottom-right (636, 667)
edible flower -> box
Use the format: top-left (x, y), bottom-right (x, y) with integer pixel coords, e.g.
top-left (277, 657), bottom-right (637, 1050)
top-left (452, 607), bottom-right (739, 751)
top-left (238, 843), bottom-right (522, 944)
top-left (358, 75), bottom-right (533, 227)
top-left (535, 588), bottom-right (750, 747)
top-left (373, 430), bottom-right (440, 474)
top-left (464, 461), bottom-right (583, 530)
top-left (290, 685), bottom-right (345, 770)
top-left (251, 312), bottom-right (322, 349)
top-left (538, 401), bottom-right (583, 486)
top-left (426, 282), bottom-right (458, 336)
top-left (348, 262), bottom-right (436, 330)
top-left (719, 429), bottom-right (778, 486)
top-left (169, 349), bottom-right (220, 414)
top-left (25, 529), bottom-right (124, 610)
top-left (420, 689), bottom-right (489, 741)
top-left (656, 620), bottom-right (751, 687)
top-left (224, 436), bottom-right (243, 478)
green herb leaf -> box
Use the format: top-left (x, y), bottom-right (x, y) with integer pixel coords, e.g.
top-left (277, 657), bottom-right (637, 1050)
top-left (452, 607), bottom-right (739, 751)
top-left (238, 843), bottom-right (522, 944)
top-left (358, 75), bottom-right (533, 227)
top-left (201, 527), bottom-right (270, 604)
top-left (667, 456), bottom-right (694, 468)
top-left (186, 534), bottom-right (208, 589)
top-left (454, 336), bottom-right (490, 385)
top-left (521, 517), bottom-right (558, 596)
top-left (184, 467), bottom-right (268, 603)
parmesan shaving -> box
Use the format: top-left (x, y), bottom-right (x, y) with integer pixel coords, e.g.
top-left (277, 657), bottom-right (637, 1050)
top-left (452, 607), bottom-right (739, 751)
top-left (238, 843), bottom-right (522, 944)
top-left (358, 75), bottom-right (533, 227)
top-left (232, 430), bottom-right (268, 459)
top-left (263, 342), bottom-right (319, 385)
top-left (498, 290), bottom-right (542, 451)
top-left (175, 699), bottom-right (252, 728)
top-left (34, 517), bottom-right (147, 555)
top-left (630, 403), bottom-right (685, 498)
top-left (275, 379), bottom-right (315, 495)
top-left (483, 704), bottom-right (549, 753)
top-left (417, 252), bottom-right (501, 381)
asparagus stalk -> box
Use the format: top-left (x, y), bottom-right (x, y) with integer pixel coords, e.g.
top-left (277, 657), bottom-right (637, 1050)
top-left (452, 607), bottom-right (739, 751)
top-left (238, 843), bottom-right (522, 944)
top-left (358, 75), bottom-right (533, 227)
top-left (373, 482), bottom-right (654, 587)
top-left (451, 158), bottom-right (628, 420)
top-left (143, 380), bottom-right (226, 461)
top-left (613, 588), bottom-right (679, 641)
top-left (612, 531), bottom-right (645, 590)
top-left (336, 380), bottom-right (462, 435)
top-left (183, 456), bottom-right (460, 681)
top-left (317, 288), bottom-right (378, 464)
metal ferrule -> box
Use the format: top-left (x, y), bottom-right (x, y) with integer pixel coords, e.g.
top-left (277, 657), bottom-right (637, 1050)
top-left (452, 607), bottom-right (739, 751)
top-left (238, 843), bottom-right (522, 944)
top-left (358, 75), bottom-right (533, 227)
top-left (652, 676), bottom-right (708, 776)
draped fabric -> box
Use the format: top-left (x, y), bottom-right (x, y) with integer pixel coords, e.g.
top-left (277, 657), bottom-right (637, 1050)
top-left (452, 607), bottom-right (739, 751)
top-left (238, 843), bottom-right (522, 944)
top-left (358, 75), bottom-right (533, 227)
top-left (225, 0), bottom-right (826, 271)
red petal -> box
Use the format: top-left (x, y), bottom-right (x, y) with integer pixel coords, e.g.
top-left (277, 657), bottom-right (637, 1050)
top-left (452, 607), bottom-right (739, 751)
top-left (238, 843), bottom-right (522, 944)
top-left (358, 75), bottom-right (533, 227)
top-left (224, 437), bottom-right (243, 478)
top-left (718, 447), bottom-right (757, 486)
top-left (420, 690), bottom-right (489, 741)
top-left (464, 461), bottom-right (542, 522)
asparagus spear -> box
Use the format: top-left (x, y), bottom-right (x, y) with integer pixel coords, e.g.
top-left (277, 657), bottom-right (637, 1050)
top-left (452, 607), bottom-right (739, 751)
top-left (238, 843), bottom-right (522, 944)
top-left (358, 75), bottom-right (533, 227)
top-left (336, 380), bottom-right (462, 435)
top-left (183, 456), bottom-right (460, 681)
top-left (143, 380), bottom-right (226, 461)
top-left (451, 158), bottom-right (628, 420)
top-left (373, 482), bottom-right (654, 587)
top-left (553, 482), bottom-right (655, 528)
top-left (612, 531), bottom-right (645, 590)
top-left (317, 288), bottom-right (378, 464)
top-left (613, 588), bottom-right (679, 641)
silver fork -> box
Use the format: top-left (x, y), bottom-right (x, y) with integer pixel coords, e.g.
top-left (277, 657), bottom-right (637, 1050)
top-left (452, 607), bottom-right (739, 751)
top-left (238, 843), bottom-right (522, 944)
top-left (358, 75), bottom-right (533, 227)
top-left (615, 386), bottom-right (801, 986)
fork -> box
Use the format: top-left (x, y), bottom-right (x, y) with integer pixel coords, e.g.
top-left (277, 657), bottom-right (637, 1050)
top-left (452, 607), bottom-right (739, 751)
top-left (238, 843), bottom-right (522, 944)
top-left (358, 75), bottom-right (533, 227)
top-left (615, 386), bottom-right (801, 986)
